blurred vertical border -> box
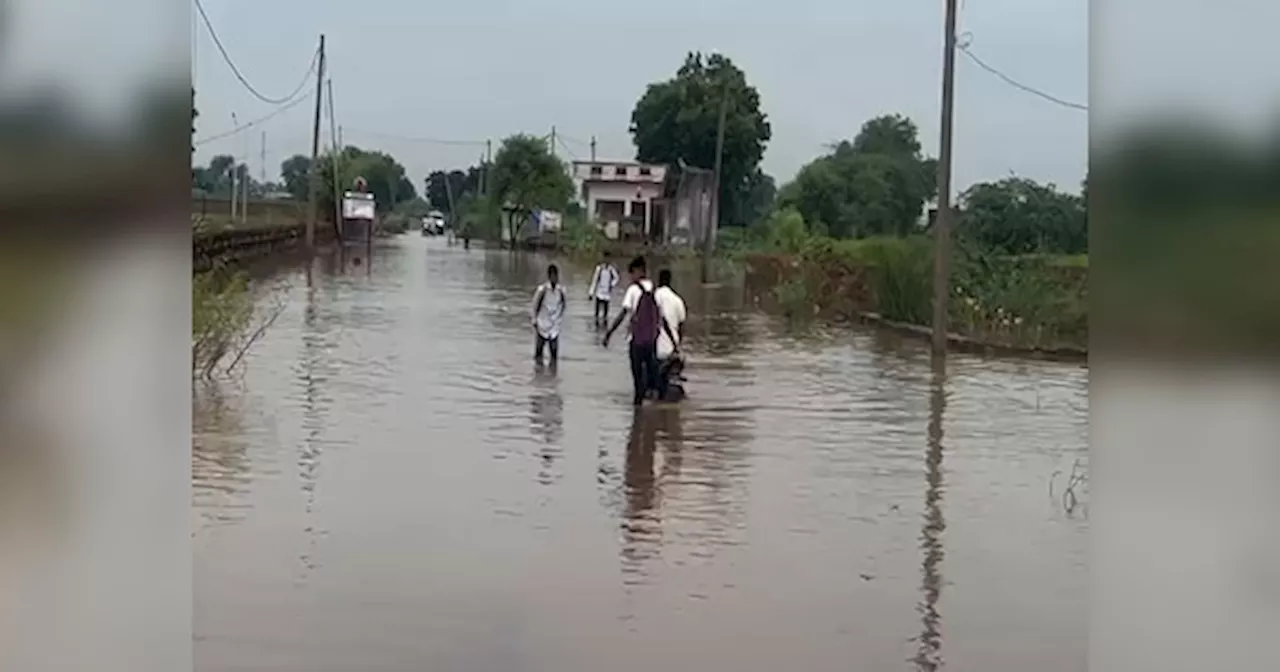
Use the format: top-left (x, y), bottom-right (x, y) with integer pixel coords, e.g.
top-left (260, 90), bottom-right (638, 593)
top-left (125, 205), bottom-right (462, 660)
top-left (0, 0), bottom-right (192, 670)
top-left (1092, 0), bottom-right (1280, 670)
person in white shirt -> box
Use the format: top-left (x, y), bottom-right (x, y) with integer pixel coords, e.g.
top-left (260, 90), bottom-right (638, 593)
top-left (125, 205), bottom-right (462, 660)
top-left (653, 269), bottom-right (687, 362)
top-left (653, 269), bottom-right (688, 400)
top-left (531, 263), bottom-right (566, 365)
top-left (603, 256), bottom-right (679, 405)
top-left (587, 251), bottom-right (620, 328)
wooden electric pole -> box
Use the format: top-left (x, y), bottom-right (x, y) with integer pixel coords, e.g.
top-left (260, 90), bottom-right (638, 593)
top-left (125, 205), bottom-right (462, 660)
top-left (306, 34), bottom-right (326, 250)
top-left (702, 91), bottom-right (729, 285)
top-left (931, 0), bottom-right (959, 357)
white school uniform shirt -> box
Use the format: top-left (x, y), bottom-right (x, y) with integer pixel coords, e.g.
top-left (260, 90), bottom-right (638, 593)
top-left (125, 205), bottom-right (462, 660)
top-left (532, 282), bottom-right (566, 340)
top-left (589, 263), bottom-right (619, 301)
top-left (654, 286), bottom-right (687, 360)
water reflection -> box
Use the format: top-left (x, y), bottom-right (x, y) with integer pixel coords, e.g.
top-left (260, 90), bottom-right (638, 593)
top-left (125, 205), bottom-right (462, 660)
top-left (620, 410), bottom-right (663, 586)
top-left (192, 381), bottom-right (252, 525)
top-left (913, 356), bottom-right (948, 671)
top-left (194, 237), bottom-right (1088, 672)
top-left (528, 364), bottom-right (564, 485)
top-left (296, 260), bottom-right (328, 580)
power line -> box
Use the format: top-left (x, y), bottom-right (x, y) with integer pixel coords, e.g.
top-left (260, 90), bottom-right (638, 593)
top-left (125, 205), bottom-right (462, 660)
top-left (193, 0), bottom-right (320, 105)
top-left (956, 33), bottom-right (1087, 111)
top-left (194, 92), bottom-right (313, 146)
top-left (557, 132), bottom-right (591, 149)
top-left (341, 127), bottom-right (488, 147)
top-left (555, 136), bottom-right (580, 161)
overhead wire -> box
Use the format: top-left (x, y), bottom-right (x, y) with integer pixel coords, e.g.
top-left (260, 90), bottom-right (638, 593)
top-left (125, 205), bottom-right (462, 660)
top-left (194, 91), bottom-right (314, 146)
top-left (956, 32), bottom-right (1088, 112)
top-left (342, 127), bottom-right (488, 147)
top-left (193, 0), bottom-right (320, 105)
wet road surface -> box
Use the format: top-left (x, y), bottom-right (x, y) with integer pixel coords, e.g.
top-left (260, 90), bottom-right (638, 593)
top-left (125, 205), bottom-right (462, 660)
top-left (194, 235), bottom-right (1088, 671)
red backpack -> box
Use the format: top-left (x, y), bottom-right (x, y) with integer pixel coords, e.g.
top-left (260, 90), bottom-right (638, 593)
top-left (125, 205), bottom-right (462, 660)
top-left (630, 283), bottom-right (661, 346)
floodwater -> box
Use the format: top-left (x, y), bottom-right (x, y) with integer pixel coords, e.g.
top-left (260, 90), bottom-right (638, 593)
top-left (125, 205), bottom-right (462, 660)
top-left (193, 236), bottom-right (1088, 672)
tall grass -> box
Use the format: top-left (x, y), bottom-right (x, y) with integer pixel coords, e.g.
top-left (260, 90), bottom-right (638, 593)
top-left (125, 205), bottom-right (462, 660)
top-left (736, 207), bottom-right (1087, 350)
top-left (192, 263), bottom-right (286, 379)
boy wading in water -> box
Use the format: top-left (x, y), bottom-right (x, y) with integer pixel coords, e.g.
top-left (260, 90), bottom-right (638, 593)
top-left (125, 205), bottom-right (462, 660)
top-left (603, 256), bottom-right (679, 406)
top-left (587, 251), bottom-right (620, 328)
top-left (531, 264), bottom-right (566, 365)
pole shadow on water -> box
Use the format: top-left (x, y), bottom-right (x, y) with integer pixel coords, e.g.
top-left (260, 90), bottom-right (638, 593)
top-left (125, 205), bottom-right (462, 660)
top-left (912, 354), bottom-right (949, 671)
top-left (296, 256), bottom-right (329, 582)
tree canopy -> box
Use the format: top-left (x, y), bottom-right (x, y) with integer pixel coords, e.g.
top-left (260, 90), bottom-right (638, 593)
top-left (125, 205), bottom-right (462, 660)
top-left (487, 134), bottom-right (574, 241)
top-left (315, 146), bottom-right (417, 216)
top-left (778, 114), bottom-right (937, 238)
top-left (957, 177), bottom-right (1087, 255)
top-left (425, 166), bottom-right (482, 213)
top-left (279, 154), bottom-right (313, 201)
top-left (629, 52), bottom-right (772, 228)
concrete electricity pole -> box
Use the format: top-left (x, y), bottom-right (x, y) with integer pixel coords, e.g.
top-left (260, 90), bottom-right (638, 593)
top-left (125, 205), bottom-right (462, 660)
top-left (229, 112), bottom-right (239, 221)
top-left (930, 0), bottom-right (959, 357)
top-left (590, 136), bottom-right (597, 161)
top-left (702, 91), bottom-right (729, 285)
top-left (306, 34), bottom-right (326, 250)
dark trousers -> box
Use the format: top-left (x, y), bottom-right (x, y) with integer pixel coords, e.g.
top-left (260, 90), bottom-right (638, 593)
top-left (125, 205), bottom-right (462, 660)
top-left (535, 334), bottom-right (559, 362)
top-left (593, 298), bottom-right (610, 324)
top-left (628, 341), bottom-right (661, 405)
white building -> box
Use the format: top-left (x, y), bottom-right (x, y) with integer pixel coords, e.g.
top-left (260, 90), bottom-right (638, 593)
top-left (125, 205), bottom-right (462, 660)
top-left (572, 160), bottom-right (667, 240)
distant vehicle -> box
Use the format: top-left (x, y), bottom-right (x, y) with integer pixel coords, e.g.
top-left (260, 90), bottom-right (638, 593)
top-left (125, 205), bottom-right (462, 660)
top-left (421, 210), bottom-right (446, 235)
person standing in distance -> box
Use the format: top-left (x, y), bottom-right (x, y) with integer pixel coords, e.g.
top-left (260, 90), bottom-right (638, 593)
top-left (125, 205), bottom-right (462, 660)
top-left (531, 263), bottom-right (566, 366)
top-left (603, 256), bottom-right (678, 405)
top-left (587, 251), bottom-right (620, 328)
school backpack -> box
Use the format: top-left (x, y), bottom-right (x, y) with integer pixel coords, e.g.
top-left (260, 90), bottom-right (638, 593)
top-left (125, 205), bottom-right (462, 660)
top-left (631, 283), bottom-right (661, 346)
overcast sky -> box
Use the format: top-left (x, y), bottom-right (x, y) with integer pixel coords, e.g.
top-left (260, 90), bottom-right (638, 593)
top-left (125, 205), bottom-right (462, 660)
top-left (179, 0), bottom-right (1090, 193)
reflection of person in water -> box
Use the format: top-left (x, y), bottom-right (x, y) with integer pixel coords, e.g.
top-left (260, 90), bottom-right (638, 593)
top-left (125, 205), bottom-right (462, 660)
top-left (528, 369), bottom-right (564, 484)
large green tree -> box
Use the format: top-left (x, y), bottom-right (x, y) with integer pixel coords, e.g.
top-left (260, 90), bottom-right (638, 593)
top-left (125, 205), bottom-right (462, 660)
top-left (279, 154), bottom-right (313, 201)
top-left (629, 52), bottom-right (772, 228)
top-left (315, 146), bottom-right (417, 217)
top-left (425, 166), bottom-right (482, 213)
top-left (957, 177), bottom-right (1087, 254)
top-left (487, 133), bottom-right (574, 241)
top-left (778, 114), bottom-right (937, 238)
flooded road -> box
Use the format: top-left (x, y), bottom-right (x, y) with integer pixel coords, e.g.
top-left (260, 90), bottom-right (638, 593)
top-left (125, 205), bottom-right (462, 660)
top-left (194, 235), bottom-right (1088, 672)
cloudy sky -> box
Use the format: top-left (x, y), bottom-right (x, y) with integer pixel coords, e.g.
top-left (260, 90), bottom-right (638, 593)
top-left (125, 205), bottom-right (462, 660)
top-left (181, 0), bottom-right (1090, 193)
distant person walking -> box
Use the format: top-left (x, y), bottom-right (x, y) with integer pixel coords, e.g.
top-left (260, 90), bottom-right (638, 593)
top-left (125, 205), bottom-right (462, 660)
top-left (531, 264), bottom-right (566, 365)
top-left (603, 256), bottom-right (678, 405)
top-left (588, 251), bottom-right (620, 327)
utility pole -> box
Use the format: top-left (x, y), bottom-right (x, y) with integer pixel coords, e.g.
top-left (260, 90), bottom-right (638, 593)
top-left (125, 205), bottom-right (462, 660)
top-left (241, 123), bottom-right (250, 224)
top-left (483, 139), bottom-right (492, 197)
top-left (260, 131), bottom-right (267, 186)
top-left (338, 125), bottom-right (343, 149)
top-left (549, 125), bottom-right (557, 158)
top-left (306, 34), bottom-right (326, 250)
top-left (703, 91), bottom-right (729, 285)
top-left (590, 136), bottom-right (597, 161)
top-left (229, 112), bottom-right (238, 221)
top-left (327, 78), bottom-right (343, 240)
top-left (930, 0), bottom-right (959, 357)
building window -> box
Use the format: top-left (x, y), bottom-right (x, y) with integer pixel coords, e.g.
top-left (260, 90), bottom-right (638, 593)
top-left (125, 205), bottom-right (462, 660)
top-left (613, 166), bottom-right (627, 178)
top-left (589, 165), bottom-right (603, 176)
top-left (638, 167), bottom-right (651, 176)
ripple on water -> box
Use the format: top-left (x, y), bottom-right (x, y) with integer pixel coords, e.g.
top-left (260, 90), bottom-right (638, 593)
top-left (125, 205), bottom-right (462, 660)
top-left (194, 237), bottom-right (1088, 672)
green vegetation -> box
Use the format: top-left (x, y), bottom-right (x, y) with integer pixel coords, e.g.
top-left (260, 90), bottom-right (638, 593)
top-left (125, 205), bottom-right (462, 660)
top-left (724, 110), bottom-right (1088, 352)
top-left (630, 52), bottom-right (774, 228)
top-left (192, 263), bottom-right (286, 379)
